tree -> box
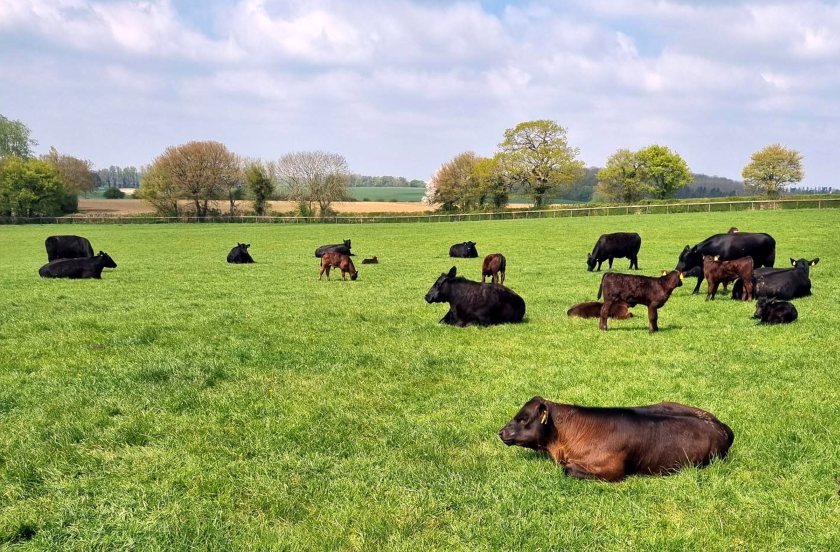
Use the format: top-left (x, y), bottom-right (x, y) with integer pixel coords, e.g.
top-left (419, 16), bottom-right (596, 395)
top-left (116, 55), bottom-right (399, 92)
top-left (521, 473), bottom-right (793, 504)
top-left (473, 155), bottom-right (511, 208)
top-left (742, 144), bottom-right (804, 197)
top-left (0, 115), bottom-right (37, 159)
top-left (142, 141), bottom-right (240, 218)
top-left (426, 152), bottom-right (481, 211)
top-left (137, 163), bottom-right (180, 216)
top-left (596, 149), bottom-right (651, 203)
top-left (275, 151), bottom-right (349, 217)
top-left (496, 120), bottom-right (585, 207)
top-left (244, 161), bottom-right (275, 216)
top-left (636, 145), bottom-right (692, 200)
top-left (42, 147), bottom-right (96, 195)
top-left (0, 156), bottom-right (69, 217)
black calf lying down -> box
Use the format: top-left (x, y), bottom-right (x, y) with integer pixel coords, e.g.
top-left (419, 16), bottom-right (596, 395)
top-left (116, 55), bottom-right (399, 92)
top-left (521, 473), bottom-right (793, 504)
top-left (424, 266), bottom-right (524, 326)
top-left (39, 252), bottom-right (117, 279)
top-left (754, 297), bottom-right (797, 324)
top-left (227, 243), bottom-right (254, 264)
top-left (499, 396), bottom-right (734, 481)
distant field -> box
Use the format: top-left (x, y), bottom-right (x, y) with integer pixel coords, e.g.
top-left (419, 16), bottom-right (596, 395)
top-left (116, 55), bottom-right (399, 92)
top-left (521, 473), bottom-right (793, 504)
top-left (349, 186), bottom-right (425, 202)
top-left (1, 210), bottom-right (838, 549)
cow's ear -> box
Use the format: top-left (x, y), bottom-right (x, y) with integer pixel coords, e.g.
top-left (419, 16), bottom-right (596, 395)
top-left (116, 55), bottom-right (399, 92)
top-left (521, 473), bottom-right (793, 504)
top-left (447, 266), bottom-right (457, 277)
top-left (810, 258), bottom-right (819, 266)
top-left (538, 402), bottom-right (550, 425)
top-left (790, 258), bottom-right (796, 266)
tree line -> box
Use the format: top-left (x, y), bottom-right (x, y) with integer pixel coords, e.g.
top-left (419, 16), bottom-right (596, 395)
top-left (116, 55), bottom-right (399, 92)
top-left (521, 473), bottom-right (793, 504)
top-left (348, 175), bottom-right (425, 188)
top-left (425, 119), bottom-right (807, 210)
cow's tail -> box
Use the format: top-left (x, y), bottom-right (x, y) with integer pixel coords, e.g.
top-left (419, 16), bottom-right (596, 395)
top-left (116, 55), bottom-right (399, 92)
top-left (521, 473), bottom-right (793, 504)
top-left (596, 273), bottom-right (607, 300)
top-left (499, 256), bottom-right (506, 273)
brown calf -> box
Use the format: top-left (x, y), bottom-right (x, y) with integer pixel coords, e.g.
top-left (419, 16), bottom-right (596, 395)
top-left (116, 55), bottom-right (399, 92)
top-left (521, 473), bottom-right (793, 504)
top-left (567, 301), bottom-right (633, 319)
top-left (481, 253), bottom-right (506, 284)
top-left (499, 396), bottom-right (734, 481)
top-left (318, 251), bottom-right (358, 281)
top-left (703, 255), bottom-right (753, 301)
top-left (597, 270), bottom-right (683, 332)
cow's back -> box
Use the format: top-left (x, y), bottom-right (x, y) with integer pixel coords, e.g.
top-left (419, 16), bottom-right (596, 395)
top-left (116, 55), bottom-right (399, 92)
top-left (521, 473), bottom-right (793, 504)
top-left (45, 235), bottom-right (94, 262)
top-left (698, 233), bottom-right (775, 267)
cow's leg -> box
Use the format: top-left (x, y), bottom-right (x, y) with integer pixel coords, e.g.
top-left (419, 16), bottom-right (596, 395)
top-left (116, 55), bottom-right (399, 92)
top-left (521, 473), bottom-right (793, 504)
top-left (563, 463), bottom-right (599, 480)
top-left (440, 308), bottom-right (456, 325)
top-left (341, 269), bottom-right (346, 281)
top-left (482, 273), bottom-right (487, 283)
top-left (599, 302), bottom-right (610, 331)
top-left (743, 279), bottom-right (753, 301)
top-left (500, 271), bottom-right (505, 285)
top-left (565, 460), bottom-right (625, 482)
top-left (597, 260), bottom-right (603, 271)
top-left (318, 265), bottom-right (326, 280)
top-left (693, 276), bottom-right (703, 294)
top-left (648, 306), bottom-right (659, 332)
top-left (708, 281), bottom-right (719, 300)
top-left (608, 257), bottom-right (614, 269)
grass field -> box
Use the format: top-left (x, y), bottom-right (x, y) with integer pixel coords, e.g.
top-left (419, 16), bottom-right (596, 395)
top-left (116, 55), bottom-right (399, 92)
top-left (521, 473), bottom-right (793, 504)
top-left (1, 209), bottom-right (838, 550)
top-left (349, 187), bottom-right (425, 202)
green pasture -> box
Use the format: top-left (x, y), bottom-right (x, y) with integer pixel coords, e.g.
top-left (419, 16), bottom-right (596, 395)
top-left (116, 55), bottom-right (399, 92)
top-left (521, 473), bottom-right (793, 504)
top-left (349, 187), bottom-right (424, 202)
top-left (0, 209), bottom-right (838, 550)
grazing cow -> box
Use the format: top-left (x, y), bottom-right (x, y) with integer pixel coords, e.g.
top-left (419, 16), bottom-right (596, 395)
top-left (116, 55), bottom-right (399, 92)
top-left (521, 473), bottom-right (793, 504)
top-left (424, 266), bottom-right (524, 326)
top-left (481, 253), bottom-right (506, 284)
top-left (315, 239), bottom-right (353, 258)
top-left (587, 232), bottom-right (641, 271)
top-left (753, 297), bottom-right (798, 324)
top-left (676, 232), bottom-right (776, 294)
top-left (45, 235), bottom-right (94, 262)
top-left (597, 270), bottom-right (683, 332)
top-left (362, 256), bottom-right (378, 264)
top-left (39, 251), bottom-right (117, 279)
top-left (703, 255), bottom-right (753, 301)
top-left (449, 241), bottom-right (478, 258)
top-left (227, 243), bottom-right (254, 264)
top-left (567, 301), bottom-right (633, 319)
top-left (319, 251), bottom-right (358, 281)
top-left (499, 396), bottom-right (734, 481)
top-left (732, 258), bottom-right (819, 300)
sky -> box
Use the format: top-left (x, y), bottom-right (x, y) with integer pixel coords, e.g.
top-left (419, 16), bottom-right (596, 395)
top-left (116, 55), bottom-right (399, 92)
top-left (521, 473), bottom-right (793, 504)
top-left (1, 0), bottom-right (839, 184)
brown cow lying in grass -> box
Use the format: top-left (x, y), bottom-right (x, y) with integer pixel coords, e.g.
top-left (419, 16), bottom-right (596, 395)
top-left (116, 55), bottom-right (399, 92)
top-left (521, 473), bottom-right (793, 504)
top-left (481, 253), bottom-right (506, 284)
top-left (499, 396), bottom-right (734, 481)
top-left (567, 301), bottom-right (633, 319)
top-left (318, 251), bottom-right (358, 281)
top-left (703, 255), bottom-right (753, 301)
top-left (597, 270), bottom-right (683, 332)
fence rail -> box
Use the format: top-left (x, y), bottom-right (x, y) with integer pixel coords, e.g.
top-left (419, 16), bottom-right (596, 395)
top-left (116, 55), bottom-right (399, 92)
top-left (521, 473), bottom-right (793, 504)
top-left (2, 198), bottom-right (838, 225)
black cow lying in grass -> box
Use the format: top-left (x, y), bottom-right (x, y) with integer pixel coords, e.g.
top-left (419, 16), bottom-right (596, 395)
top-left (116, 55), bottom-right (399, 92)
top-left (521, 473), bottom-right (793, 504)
top-left (449, 241), bottom-right (478, 258)
top-left (45, 235), bottom-right (94, 261)
top-left (425, 266), bottom-right (524, 326)
top-left (39, 252), bottom-right (117, 279)
top-left (499, 396), bottom-right (734, 481)
top-left (597, 270), bottom-right (683, 332)
top-left (227, 243), bottom-right (254, 264)
top-left (586, 232), bottom-right (641, 271)
top-left (754, 298), bottom-right (798, 324)
top-left (315, 239), bottom-right (352, 258)
top-left (732, 258), bottom-right (818, 300)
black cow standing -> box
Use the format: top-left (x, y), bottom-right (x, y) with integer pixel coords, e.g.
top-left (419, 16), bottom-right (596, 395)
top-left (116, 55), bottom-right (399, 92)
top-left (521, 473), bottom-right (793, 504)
top-left (227, 243), bottom-right (254, 264)
top-left (45, 235), bottom-right (94, 261)
top-left (586, 233), bottom-right (641, 271)
top-left (315, 240), bottom-right (352, 258)
top-left (676, 232), bottom-right (776, 294)
top-left (732, 258), bottom-right (818, 300)
top-left (449, 241), bottom-right (478, 258)
top-left (39, 252), bottom-right (117, 279)
top-left (424, 266), bottom-right (525, 326)
top-left (754, 298), bottom-right (798, 324)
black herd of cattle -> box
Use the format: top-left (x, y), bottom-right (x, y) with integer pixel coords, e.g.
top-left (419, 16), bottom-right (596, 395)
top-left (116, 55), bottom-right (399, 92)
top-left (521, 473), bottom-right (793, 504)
top-left (34, 228), bottom-right (820, 480)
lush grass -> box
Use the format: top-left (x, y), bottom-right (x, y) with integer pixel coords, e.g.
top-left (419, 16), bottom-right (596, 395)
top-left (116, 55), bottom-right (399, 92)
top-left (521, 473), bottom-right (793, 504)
top-left (0, 209), bottom-right (838, 550)
top-left (349, 187), bottom-right (425, 202)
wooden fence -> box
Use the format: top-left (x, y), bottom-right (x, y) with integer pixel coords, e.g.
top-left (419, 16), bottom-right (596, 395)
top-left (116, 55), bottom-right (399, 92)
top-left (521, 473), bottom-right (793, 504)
top-left (2, 198), bottom-right (838, 225)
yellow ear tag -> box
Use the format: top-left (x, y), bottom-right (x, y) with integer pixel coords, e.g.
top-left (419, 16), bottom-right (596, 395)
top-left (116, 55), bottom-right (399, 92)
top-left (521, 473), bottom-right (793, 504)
top-left (540, 410), bottom-right (548, 424)
top-left (660, 270), bottom-right (667, 276)
top-left (713, 255), bottom-right (720, 262)
top-left (679, 272), bottom-right (684, 281)
top-left (791, 261), bottom-right (796, 266)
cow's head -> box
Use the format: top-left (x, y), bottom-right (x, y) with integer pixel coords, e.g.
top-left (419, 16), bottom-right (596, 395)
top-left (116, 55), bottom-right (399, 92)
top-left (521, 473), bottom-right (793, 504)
top-left (499, 396), bottom-right (554, 450)
top-left (586, 252), bottom-right (597, 271)
top-left (98, 251), bottom-right (118, 269)
top-left (344, 239), bottom-right (351, 248)
top-left (754, 297), bottom-right (775, 319)
top-left (424, 266), bottom-right (457, 303)
top-left (675, 245), bottom-right (702, 273)
top-left (790, 257), bottom-right (818, 275)
top-left (467, 241), bottom-right (477, 256)
top-left (660, 269), bottom-right (684, 290)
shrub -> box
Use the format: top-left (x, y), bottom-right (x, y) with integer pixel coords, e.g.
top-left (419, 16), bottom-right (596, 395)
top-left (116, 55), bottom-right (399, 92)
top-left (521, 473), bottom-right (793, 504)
top-left (103, 187), bottom-right (126, 199)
